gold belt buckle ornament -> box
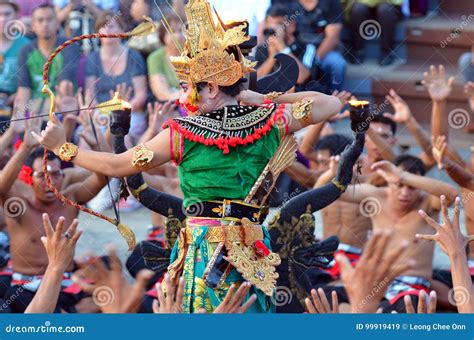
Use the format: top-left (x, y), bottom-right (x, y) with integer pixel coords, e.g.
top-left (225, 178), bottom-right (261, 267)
top-left (224, 218), bottom-right (280, 296)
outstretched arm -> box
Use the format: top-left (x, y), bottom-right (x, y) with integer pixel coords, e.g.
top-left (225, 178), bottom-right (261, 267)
top-left (277, 132), bottom-right (365, 223)
top-left (33, 114), bottom-right (172, 177)
top-left (113, 132), bottom-right (185, 220)
top-left (372, 160), bottom-right (458, 208)
top-left (237, 90), bottom-right (342, 133)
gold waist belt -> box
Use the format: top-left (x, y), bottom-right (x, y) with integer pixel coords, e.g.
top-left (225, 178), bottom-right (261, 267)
top-left (185, 224), bottom-right (264, 244)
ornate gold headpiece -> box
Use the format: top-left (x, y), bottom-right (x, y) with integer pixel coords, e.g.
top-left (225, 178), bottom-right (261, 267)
top-left (170, 0), bottom-right (256, 87)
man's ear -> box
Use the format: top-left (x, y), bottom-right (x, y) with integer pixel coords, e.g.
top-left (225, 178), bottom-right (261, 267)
top-left (207, 82), bottom-right (220, 99)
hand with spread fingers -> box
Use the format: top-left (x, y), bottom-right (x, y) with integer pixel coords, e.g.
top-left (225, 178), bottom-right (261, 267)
top-left (417, 196), bottom-right (474, 255)
top-left (41, 214), bottom-right (81, 273)
top-left (110, 83), bottom-right (133, 103)
top-left (24, 214), bottom-right (82, 313)
top-left (432, 135), bottom-right (448, 170)
top-left (332, 90), bottom-right (352, 106)
top-left (55, 81), bottom-right (79, 114)
top-left (422, 65), bottom-right (454, 102)
top-left (73, 246), bottom-right (153, 313)
top-left (404, 290), bottom-right (437, 314)
top-left (384, 89), bottom-right (412, 124)
top-left (212, 282), bottom-right (256, 314)
top-left (152, 273), bottom-right (185, 313)
top-left (305, 288), bottom-right (339, 314)
top-left (337, 231), bottom-right (412, 313)
top-left (417, 196), bottom-right (474, 313)
top-left (148, 101), bottom-right (176, 134)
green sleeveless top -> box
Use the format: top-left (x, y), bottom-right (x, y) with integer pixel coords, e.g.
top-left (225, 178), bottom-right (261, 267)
top-left (165, 104), bottom-right (285, 207)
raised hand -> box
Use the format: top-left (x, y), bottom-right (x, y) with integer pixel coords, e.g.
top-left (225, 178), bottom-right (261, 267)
top-left (55, 81), bottom-right (79, 114)
top-left (431, 135), bottom-right (447, 170)
top-left (73, 246), bottom-right (153, 313)
top-left (23, 111), bottom-right (42, 149)
top-left (31, 113), bottom-right (67, 154)
top-left (422, 65), bottom-right (454, 102)
top-left (332, 90), bottom-right (352, 105)
top-left (371, 160), bottom-right (404, 185)
top-left (337, 231), bottom-right (412, 313)
top-left (110, 83), bottom-right (133, 102)
top-left (41, 214), bottom-right (81, 273)
top-left (404, 290), bottom-right (437, 314)
top-left (212, 282), bottom-right (256, 314)
top-left (384, 89), bottom-right (412, 123)
top-left (147, 100), bottom-right (177, 134)
top-left (24, 214), bottom-right (82, 313)
top-left (305, 288), bottom-right (339, 314)
top-left (152, 273), bottom-right (185, 313)
top-left (417, 196), bottom-right (474, 255)
top-left (77, 88), bottom-right (96, 111)
top-left (464, 81), bottom-right (474, 111)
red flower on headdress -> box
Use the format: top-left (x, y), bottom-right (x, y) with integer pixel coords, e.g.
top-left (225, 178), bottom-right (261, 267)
top-left (18, 165), bottom-right (33, 186)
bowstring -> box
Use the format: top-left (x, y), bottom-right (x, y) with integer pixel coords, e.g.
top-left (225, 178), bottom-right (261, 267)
top-left (82, 41), bottom-right (129, 224)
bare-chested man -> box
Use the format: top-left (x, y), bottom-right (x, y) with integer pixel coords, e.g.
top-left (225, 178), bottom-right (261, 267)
top-left (0, 126), bottom-right (106, 312)
top-left (339, 154), bottom-right (457, 312)
top-left (305, 133), bottom-right (373, 282)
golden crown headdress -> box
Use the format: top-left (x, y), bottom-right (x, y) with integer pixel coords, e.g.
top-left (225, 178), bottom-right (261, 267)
top-left (170, 0), bottom-right (256, 87)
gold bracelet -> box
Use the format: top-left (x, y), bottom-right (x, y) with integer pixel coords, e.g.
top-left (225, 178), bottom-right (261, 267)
top-left (131, 143), bottom-right (154, 170)
top-left (129, 182), bottom-right (148, 199)
top-left (58, 142), bottom-right (78, 162)
top-left (331, 178), bottom-right (346, 192)
top-left (292, 98), bottom-right (313, 127)
top-left (264, 91), bottom-right (283, 102)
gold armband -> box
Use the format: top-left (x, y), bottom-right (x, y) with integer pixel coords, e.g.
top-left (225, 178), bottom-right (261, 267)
top-left (264, 91), bottom-right (283, 102)
top-left (58, 142), bottom-right (78, 162)
top-left (331, 178), bottom-right (347, 192)
top-left (131, 143), bottom-right (154, 170)
top-left (129, 182), bottom-right (148, 199)
top-left (292, 98), bottom-right (313, 127)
